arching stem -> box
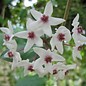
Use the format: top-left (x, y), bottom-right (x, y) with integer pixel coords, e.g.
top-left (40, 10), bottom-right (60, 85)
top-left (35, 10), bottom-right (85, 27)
top-left (62, 0), bottom-right (72, 25)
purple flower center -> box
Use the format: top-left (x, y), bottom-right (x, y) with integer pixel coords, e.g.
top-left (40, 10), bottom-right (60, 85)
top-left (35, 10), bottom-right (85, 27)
top-left (45, 56), bottom-right (52, 63)
top-left (5, 34), bottom-right (10, 41)
top-left (28, 32), bottom-right (35, 39)
top-left (77, 26), bottom-right (83, 34)
top-left (77, 45), bottom-right (83, 51)
top-left (8, 51), bottom-right (14, 57)
top-left (53, 69), bottom-right (58, 75)
top-left (28, 65), bottom-right (34, 72)
top-left (41, 15), bottom-right (48, 23)
top-left (57, 33), bottom-right (65, 41)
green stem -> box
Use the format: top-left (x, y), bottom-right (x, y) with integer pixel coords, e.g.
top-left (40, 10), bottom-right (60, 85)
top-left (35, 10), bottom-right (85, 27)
top-left (1, 5), bottom-right (6, 26)
top-left (2, 5), bottom-right (6, 19)
top-left (62, 0), bottom-right (72, 25)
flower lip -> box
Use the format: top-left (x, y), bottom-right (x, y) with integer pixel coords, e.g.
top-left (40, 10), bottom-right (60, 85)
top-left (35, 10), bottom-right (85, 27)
top-left (41, 15), bottom-right (49, 23)
top-left (8, 51), bottom-right (14, 57)
top-left (77, 26), bottom-right (83, 34)
top-left (57, 33), bottom-right (65, 41)
top-left (53, 69), bottom-right (58, 75)
top-left (4, 34), bottom-right (10, 41)
top-left (45, 55), bottom-right (52, 63)
top-left (28, 32), bottom-right (35, 39)
top-left (28, 65), bottom-right (34, 72)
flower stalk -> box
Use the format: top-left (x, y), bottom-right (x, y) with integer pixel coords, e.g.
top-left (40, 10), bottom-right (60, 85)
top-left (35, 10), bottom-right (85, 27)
top-left (63, 0), bottom-right (72, 25)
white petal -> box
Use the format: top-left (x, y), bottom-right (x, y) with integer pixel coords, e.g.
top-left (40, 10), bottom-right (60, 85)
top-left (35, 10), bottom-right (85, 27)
top-left (12, 54), bottom-right (21, 69)
top-left (42, 24), bottom-right (52, 37)
top-left (15, 52), bottom-right (22, 62)
top-left (34, 58), bottom-right (46, 77)
top-left (50, 37), bottom-right (55, 50)
top-left (72, 47), bottom-right (82, 61)
top-left (57, 71), bottom-right (65, 80)
top-left (9, 40), bottom-right (17, 52)
top-left (52, 52), bottom-right (65, 62)
top-left (26, 18), bottom-right (34, 30)
top-left (72, 48), bottom-right (76, 61)
top-left (12, 57), bottom-right (18, 69)
top-left (56, 42), bottom-right (63, 54)
top-left (78, 34), bottom-right (86, 42)
top-left (4, 52), bottom-right (9, 57)
top-left (29, 20), bottom-right (43, 30)
top-left (16, 59), bottom-right (29, 67)
top-left (35, 29), bottom-right (44, 37)
top-left (35, 37), bottom-right (43, 47)
top-left (33, 47), bottom-right (46, 57)
top-left (0, 27), bottom-right (10, 34)
top-left (30, 9), bottom-right (42, 20)
top-left (4, 39), bottom-right (17, 52)
top-left (66, 64), bottom-right (76, 70)
top-left (8, 20), bottom-right (13, 33)
top-left (24, 40), bottom-right (34, 53)
top-left (72, 33), bottom-right (78, 44)
top-left (64, 31), bottom-right (71, 42)
top-left (49, 17), bottom-right (65, 25)
top-left (24, 67), bottom-right (29, 76)
top-left (56, 62), bottom-right (66, 70)
top-left (45, 63), bottom-right (52, 74)
top-left (77, 51), bottom-right (82, 60)
top-left (72, 14), bottom-right (79, 26)
top-left (9, 35), bottom-right (14, 41)
top-left (44, 1), bottom-right (53, 16)
top-left (14, 31), bottom-right (28, 39)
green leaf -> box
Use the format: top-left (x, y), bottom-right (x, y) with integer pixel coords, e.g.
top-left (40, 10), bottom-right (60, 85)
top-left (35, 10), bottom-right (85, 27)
top-left (21, 48), bottom-right (38, 62)
top-left (16, 75), bottom-right (46, 86)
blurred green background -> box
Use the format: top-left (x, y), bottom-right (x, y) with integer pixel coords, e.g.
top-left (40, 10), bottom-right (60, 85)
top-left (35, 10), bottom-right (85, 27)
top-left (0, 0), bottom-right (86, 86)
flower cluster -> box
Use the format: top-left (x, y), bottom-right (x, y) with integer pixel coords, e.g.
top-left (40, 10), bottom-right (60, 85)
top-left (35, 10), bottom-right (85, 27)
top-left (0, 1), bottom-right (86, 80)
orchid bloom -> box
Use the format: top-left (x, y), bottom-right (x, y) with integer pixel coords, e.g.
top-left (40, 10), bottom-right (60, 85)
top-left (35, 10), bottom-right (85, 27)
top-left (0, 20), bottom-right (14, 42)
top-left (16, 59), bottom-right (34, 76)
top-left (30, 1), bottom-right (65, 37)
top-left (72, 42), bottom-right (83, 61)
top-left (4, 40), bottom-right (21, 69)
top-left (14, 18), bottom-right (43, 53)
top-left (50, 26), bottom-right (71, 54)
top-left (33, 47), bottom-right (65, 76)
top-left (51, 63), bottom-right (76, 80)
top-left (72, 14), bottom-right (86, 44)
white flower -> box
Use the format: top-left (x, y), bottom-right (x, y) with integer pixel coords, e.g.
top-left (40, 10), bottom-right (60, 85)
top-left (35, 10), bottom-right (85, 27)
top-left (30, 1), bottom-right (65, 36)
top-left (33, 47), bottom-right (65, 77)
top-left (33, 47), bottom-right (65, 63)
top-left (15, 18), bottom-right (43, 53)
top-left (50, 26), bottom-right (71, 54)
top-left (33, 58), bottom-right (47, 77)
top-left (72, 42), bottom-right (83, 61)
top-left (4, 40), bottom-right (21, 69)
top-left (0, 20), bottom-right (15, 49)
top-left (16, 59), bottom-right (34, 76)
top-left (0, 20), bottom-right (14, 42)
top-left (72, 14), bottom-right (86, 44)
top-left (51, 63), bottom-right (76, 80)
